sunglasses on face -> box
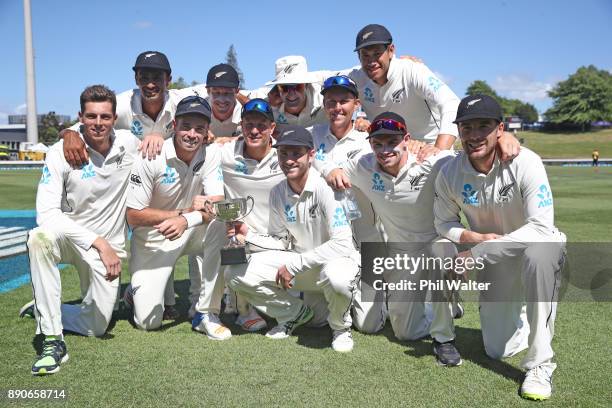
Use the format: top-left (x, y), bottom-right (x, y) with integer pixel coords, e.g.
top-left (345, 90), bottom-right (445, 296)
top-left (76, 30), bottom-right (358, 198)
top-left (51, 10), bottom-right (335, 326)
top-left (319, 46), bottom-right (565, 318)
top-left (278, 83), bottom-right (306, 93)
top-left (368, 118), bottom-right (407, 134)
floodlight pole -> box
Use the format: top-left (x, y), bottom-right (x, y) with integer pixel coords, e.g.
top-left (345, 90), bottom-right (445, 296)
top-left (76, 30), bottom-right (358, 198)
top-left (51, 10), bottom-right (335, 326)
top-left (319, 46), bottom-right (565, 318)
top-left (23, 0), bottom-right (38, 144)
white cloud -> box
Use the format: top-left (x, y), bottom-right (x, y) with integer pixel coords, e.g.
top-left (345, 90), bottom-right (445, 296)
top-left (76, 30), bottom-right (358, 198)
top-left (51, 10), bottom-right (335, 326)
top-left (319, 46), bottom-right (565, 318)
top-left (493, 74), bottom-right (553, 103)
top-left (133, 21), bottom-right (153, 29)
top-left (15, 103), bottom-right (27, 114)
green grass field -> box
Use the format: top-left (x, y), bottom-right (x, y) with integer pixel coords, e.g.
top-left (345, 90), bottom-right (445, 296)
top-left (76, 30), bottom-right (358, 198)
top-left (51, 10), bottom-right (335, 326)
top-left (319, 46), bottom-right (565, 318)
top-left (1, 147), bottom-right (611, 406)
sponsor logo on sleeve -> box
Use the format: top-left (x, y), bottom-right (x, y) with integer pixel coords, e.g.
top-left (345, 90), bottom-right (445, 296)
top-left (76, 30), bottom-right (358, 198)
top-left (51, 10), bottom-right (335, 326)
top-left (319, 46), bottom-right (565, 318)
top-left (39, 165), bottom-right (51, 185)
top-left (537, 184), bottom-right (553, 208)
top-left (129, 173), bottom-right (142, 185)
top-left (331, 207), bottom-right (349, 228)
top-left (364, 87), bottom-right (375, 103)
top-left (462, 183), bottom-right (478, 205)
top-left (315, 143), bottom-right (326, 161)
top-left (428, 76), bottom-right (442, 92)
top-left (80, 163), bottom-right (96, 179)
top-left (130, 120), bottom-right (144, 137)
top-left (161, 165), bottom-right (177, 184)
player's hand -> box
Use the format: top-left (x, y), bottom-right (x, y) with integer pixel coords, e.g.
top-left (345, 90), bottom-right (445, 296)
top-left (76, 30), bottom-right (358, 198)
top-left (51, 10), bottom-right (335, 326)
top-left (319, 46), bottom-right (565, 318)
top-left (235, 92), bottom-right (250, 106)
top-left (92, 237), bottom-right (121, 281)
top-left (155, 216), bottom-right (188, 240)
top-left (206, 130), bottom-right (216, 145)
top-left (191, 195), bottom-right (213, 212)
top-left (62, 128), bottom-right (89, 168)
top-left (497, 131), bottom-right (521, 162)
top-left (354, 117), bottom-right (370, 132)
top-left (460, 230), bottom-right (502, 244)
top-left (454, 250), bottom-right (475, 280)
top-left (275, 265), bottom-right (294, 289)
top-left (325, 168), bottom-right (351, 190)
top-left (226, 221), bottom-right (248, 239)
top-left (138, 133), bottom-right (164, 160)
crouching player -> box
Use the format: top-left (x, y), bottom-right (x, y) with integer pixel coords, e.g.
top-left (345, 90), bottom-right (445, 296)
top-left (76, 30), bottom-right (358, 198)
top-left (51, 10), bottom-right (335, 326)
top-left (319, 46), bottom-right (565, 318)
top-left (434, 95), bottom-right (566, 400)
top-left (126, 96), bottom-right (227, 335)
top-left (225, 126), bottom-right (359, 352)
top-left (25, 85), bottom-right (139, 374)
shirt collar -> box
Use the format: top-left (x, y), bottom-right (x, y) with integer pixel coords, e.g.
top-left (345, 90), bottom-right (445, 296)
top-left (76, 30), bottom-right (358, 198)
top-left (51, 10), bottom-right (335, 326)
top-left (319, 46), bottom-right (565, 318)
top-left (460, 152), bottom-right (500, 177)
top-left (131, 89), bottom-right (171, 118)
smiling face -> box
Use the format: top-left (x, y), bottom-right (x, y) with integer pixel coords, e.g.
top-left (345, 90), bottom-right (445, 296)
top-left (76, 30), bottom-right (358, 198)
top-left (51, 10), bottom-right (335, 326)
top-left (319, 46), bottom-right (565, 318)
top-left (241, 112), bottom-right (275, 151)
top-left (278, 83), bottom-right (307, 115)
top-left (277, 145), bottom-right (313, 182)
top-left (135, 68), bottom-right (170, 103)
top-left (207, 86), bottom-right (238, 119)
top-left (173, 114), bottom-right (209, 155)
top-left (323, 88), bottom-right (359, 135)
top-left (458, 118), bottom-right (503, 163)
top-left (358, 44), bottom-right (394, 85)
top-left (369, 133), bottom-right (409, 175)
top-left (79, 101), bottom-right (117, 146)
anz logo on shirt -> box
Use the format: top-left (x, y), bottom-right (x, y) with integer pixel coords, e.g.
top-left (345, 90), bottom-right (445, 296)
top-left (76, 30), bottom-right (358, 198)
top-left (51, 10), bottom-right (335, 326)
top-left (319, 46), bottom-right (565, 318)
top-left (371, 172), bottom-right (385, 192)
top-left (161, 165), bottom-right (177, 184)
top-left (277, 113), bottom-right (288, 124)
top-left (80, 163), bottom-right (96, 180)
top-left (234, 160), bottom-right (248, 174)
top-left (331, 207), bottom-right (349, 228)
top-left (216, 166), bottom-right (224, 181)
top-left (428, 76), bottom-right (442, 92)
top-left (131, 120), bottom-right (144, 137)
top-left (537, 184), bottom-right (553, 208)
top-left (39, 165), bottom-right (51, 185)
top-left (284, 204), bottom-right (297, 223)
top-left (462, 184), bottom-right (478, 205)
top-left (364, 87), bottom-right (375, 103)
top-left (315, 143), bottom-right (326, 161)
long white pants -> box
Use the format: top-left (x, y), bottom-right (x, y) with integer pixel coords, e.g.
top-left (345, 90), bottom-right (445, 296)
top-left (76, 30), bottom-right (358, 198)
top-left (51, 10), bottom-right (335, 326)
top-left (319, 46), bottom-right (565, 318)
top-left (477, 237), bottom-right (565, 370)
top-left (28, 226), bottom-right (121, 337)
top-left (352, 241), bottom-right (455, 342)
top-left (225, 250), bottom-right (359, 331)
top-left (129, 220), bottom-right (225, 330)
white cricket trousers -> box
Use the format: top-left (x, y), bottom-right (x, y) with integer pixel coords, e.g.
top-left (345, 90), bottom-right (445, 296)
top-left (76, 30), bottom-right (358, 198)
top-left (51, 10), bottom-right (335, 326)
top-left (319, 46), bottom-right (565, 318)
top-left (225, 250), bottom-right (359, 331)
top-left (477, 235), bottom-right (566, 370)
top-left (28, 226), bottom-right (122, 337)
top-left (352, 241), bottom-right (456, 342)
top-left (129, 220), bottom-right (225, 330)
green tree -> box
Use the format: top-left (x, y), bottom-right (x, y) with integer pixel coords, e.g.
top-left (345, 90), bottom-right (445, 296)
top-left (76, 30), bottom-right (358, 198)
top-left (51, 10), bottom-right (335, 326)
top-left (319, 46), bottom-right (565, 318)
top-left (466, 80), bottom-right (500, 98)
top-left (514, 101), bottom-right (539, 123)
top-left (168, 76), bottom-right (190, 90)
top-left (545, 65), bottom-right (612, 129)
top-left (38, 111), bottom-right (61, 145)
top-left (226, 44), bottom-right (245, 88)
top-left (466, 80), bottom-right (540, 123)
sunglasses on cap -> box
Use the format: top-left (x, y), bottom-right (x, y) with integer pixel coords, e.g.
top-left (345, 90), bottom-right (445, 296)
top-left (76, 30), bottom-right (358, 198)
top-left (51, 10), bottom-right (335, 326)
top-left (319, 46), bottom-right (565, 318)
top-left (323, 75), bottom-right (355, 90)
top-left (278, 83), bottom-right (306, 93)
top-left (242, 98), bottom-right (273, 118)
top-left (368, 118), bottom-right (407, 134)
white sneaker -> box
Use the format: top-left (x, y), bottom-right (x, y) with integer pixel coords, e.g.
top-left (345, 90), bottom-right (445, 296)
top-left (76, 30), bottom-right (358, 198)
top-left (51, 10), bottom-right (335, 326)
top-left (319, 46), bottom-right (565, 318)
top-left (265, 305), bottom-right (314, 340)
top-left (331, 329), bottom-right (354, 353)
top-left (192, 312), bottom-right (232, 341)
top-left (520, 363), bottom-right (556, 401)
top-left (236, 308), bottom-right (267, 332)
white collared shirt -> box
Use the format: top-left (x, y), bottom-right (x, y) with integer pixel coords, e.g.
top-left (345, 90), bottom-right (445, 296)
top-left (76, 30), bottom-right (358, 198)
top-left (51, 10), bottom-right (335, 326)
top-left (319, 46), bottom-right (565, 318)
top-left (36, 129), bottom-right (140, 255)
top-left (127, 138), bottom-right (224, 243)
top-left (342, 150), bottom-right (455, 243)
top-left (308, 124), bottom-right (371, 175)
top-left (267, 169), bottom-right (358, 275)
top-left (434, 148), bottom-right (560, 262)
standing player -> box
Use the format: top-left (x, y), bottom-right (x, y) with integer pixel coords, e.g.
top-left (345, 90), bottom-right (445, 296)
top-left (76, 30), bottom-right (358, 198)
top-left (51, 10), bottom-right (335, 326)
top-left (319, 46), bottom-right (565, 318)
top-left (25, 85), bottom-right (139, 375)
top-left (225, 126), bottom-right (360, 352)
top-left (434, 95), bottom-right (566, 399)
top-left (126, 96), bottom-right (228, 336)
top-left (324, 112), bottom-right (460, 364)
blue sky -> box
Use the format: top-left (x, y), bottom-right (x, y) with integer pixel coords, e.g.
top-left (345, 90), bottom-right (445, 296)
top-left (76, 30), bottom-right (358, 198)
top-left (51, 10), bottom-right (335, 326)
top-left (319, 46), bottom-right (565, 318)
top-left (1, 0), bottom-right (611, 122)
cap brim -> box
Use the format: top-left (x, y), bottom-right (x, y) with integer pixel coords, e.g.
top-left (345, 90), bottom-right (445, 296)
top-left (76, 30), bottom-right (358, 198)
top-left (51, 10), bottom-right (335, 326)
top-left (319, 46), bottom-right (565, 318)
top-left (366, 128), bottom-right (404, 139)
top-left (132, 64), bottom-right (171, 74)
top-left (354, 40), bottom-right (391, 52)
top-left (267, 73), bottom-right (317, 86)
top-left (175, 109), bottom-right (211, 121)
top-left (453, 113), bottom-right (502, 124)
top-left (205, 80), bottom-right (239, 89)
top-left (320, 84), bottom-right (358, 97)
top-left (272, 141), bottom-right (313, 149)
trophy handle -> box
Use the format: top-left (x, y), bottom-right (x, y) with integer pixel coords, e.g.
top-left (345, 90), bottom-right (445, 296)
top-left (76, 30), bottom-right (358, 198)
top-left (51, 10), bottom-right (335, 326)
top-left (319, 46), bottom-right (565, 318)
top-left (236, 195), bottom-right (255, 222)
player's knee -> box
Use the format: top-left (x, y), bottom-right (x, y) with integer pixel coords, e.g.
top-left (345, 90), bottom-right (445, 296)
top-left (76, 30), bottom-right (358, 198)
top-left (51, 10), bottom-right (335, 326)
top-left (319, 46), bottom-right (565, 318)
top-left (27, 228), bottom-right (56, 254)
top-left (353, 318), bottom-right (384, 334)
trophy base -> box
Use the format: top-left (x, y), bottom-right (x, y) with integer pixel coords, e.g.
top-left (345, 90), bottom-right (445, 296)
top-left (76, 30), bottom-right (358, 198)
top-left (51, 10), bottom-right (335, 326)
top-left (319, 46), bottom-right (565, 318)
top-left (221, 246), bottom-right (248, 265)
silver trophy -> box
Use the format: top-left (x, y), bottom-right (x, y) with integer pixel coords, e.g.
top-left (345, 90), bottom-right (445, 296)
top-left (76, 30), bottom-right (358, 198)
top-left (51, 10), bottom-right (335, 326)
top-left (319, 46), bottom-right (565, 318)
top-left (213, 196), bottom-right (254, 265)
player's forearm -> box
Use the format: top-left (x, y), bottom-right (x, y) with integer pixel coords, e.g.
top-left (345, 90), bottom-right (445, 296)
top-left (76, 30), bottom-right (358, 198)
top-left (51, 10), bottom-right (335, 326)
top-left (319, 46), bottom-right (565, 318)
top-left (434, 134), bottom-right (456, 150)
top-left (126, 207), bottom-right (186, 227)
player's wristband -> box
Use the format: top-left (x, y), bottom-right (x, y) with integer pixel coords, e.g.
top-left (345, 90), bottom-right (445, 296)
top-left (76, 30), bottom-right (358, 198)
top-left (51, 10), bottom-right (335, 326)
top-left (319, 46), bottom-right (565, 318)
top-left (181, 211), bottom-right (203, 228)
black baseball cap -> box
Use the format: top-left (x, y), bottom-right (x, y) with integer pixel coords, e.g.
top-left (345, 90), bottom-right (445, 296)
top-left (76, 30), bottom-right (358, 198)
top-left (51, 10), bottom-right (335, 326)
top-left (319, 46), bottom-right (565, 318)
top-left (454, 94), bottom-right (503, 124)
top-left (132, 51), bottom-right (171, 74)
top-left (273, 125), bottom-right (314, 149)
top-left (206, 63), bottom-right (240, 88)
top-left (175, 96), bottom-right (212, 122)
top-left (354, 24), bottom-right (393, 52)
top-left (321, 75), bottom-right (359, 97)
top-left (367, 112), bottom-right (407, 139)
top-left (242, 98), bottom-right (275, 122)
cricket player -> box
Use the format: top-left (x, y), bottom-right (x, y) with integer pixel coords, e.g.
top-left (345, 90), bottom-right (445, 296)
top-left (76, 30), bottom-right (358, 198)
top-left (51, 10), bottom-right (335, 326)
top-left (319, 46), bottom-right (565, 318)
top-left (225, 126), bottom-right (360, 352)
top-left (434, 94), bottom-right (566, 399)
top-left (325, 111), bottom-right (461, 365)
top-left (125, 96), bottom-right (229, 337)
top-left (202, 98), bottom-right (285, 332)
top-left (177, 64), bottom-right (243, 139)
top-left (266, 56), bottom-right (328, 128)
top-left (61, 51), bottom-right (186, 317)
top-left (25, 85), bottom-right (139, 375)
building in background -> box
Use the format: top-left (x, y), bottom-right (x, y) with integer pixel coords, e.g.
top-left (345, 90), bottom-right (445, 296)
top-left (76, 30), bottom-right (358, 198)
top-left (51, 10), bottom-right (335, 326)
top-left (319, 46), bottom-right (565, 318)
top-left (8, 112), bottom-right (70, 126)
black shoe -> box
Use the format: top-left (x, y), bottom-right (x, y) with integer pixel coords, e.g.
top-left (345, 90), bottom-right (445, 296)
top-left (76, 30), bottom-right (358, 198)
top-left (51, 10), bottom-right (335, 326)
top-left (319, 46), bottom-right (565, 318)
top-left (433, 340), bottom-right (462, 367)
top-left (453, 302), bottom-right (464, 319)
